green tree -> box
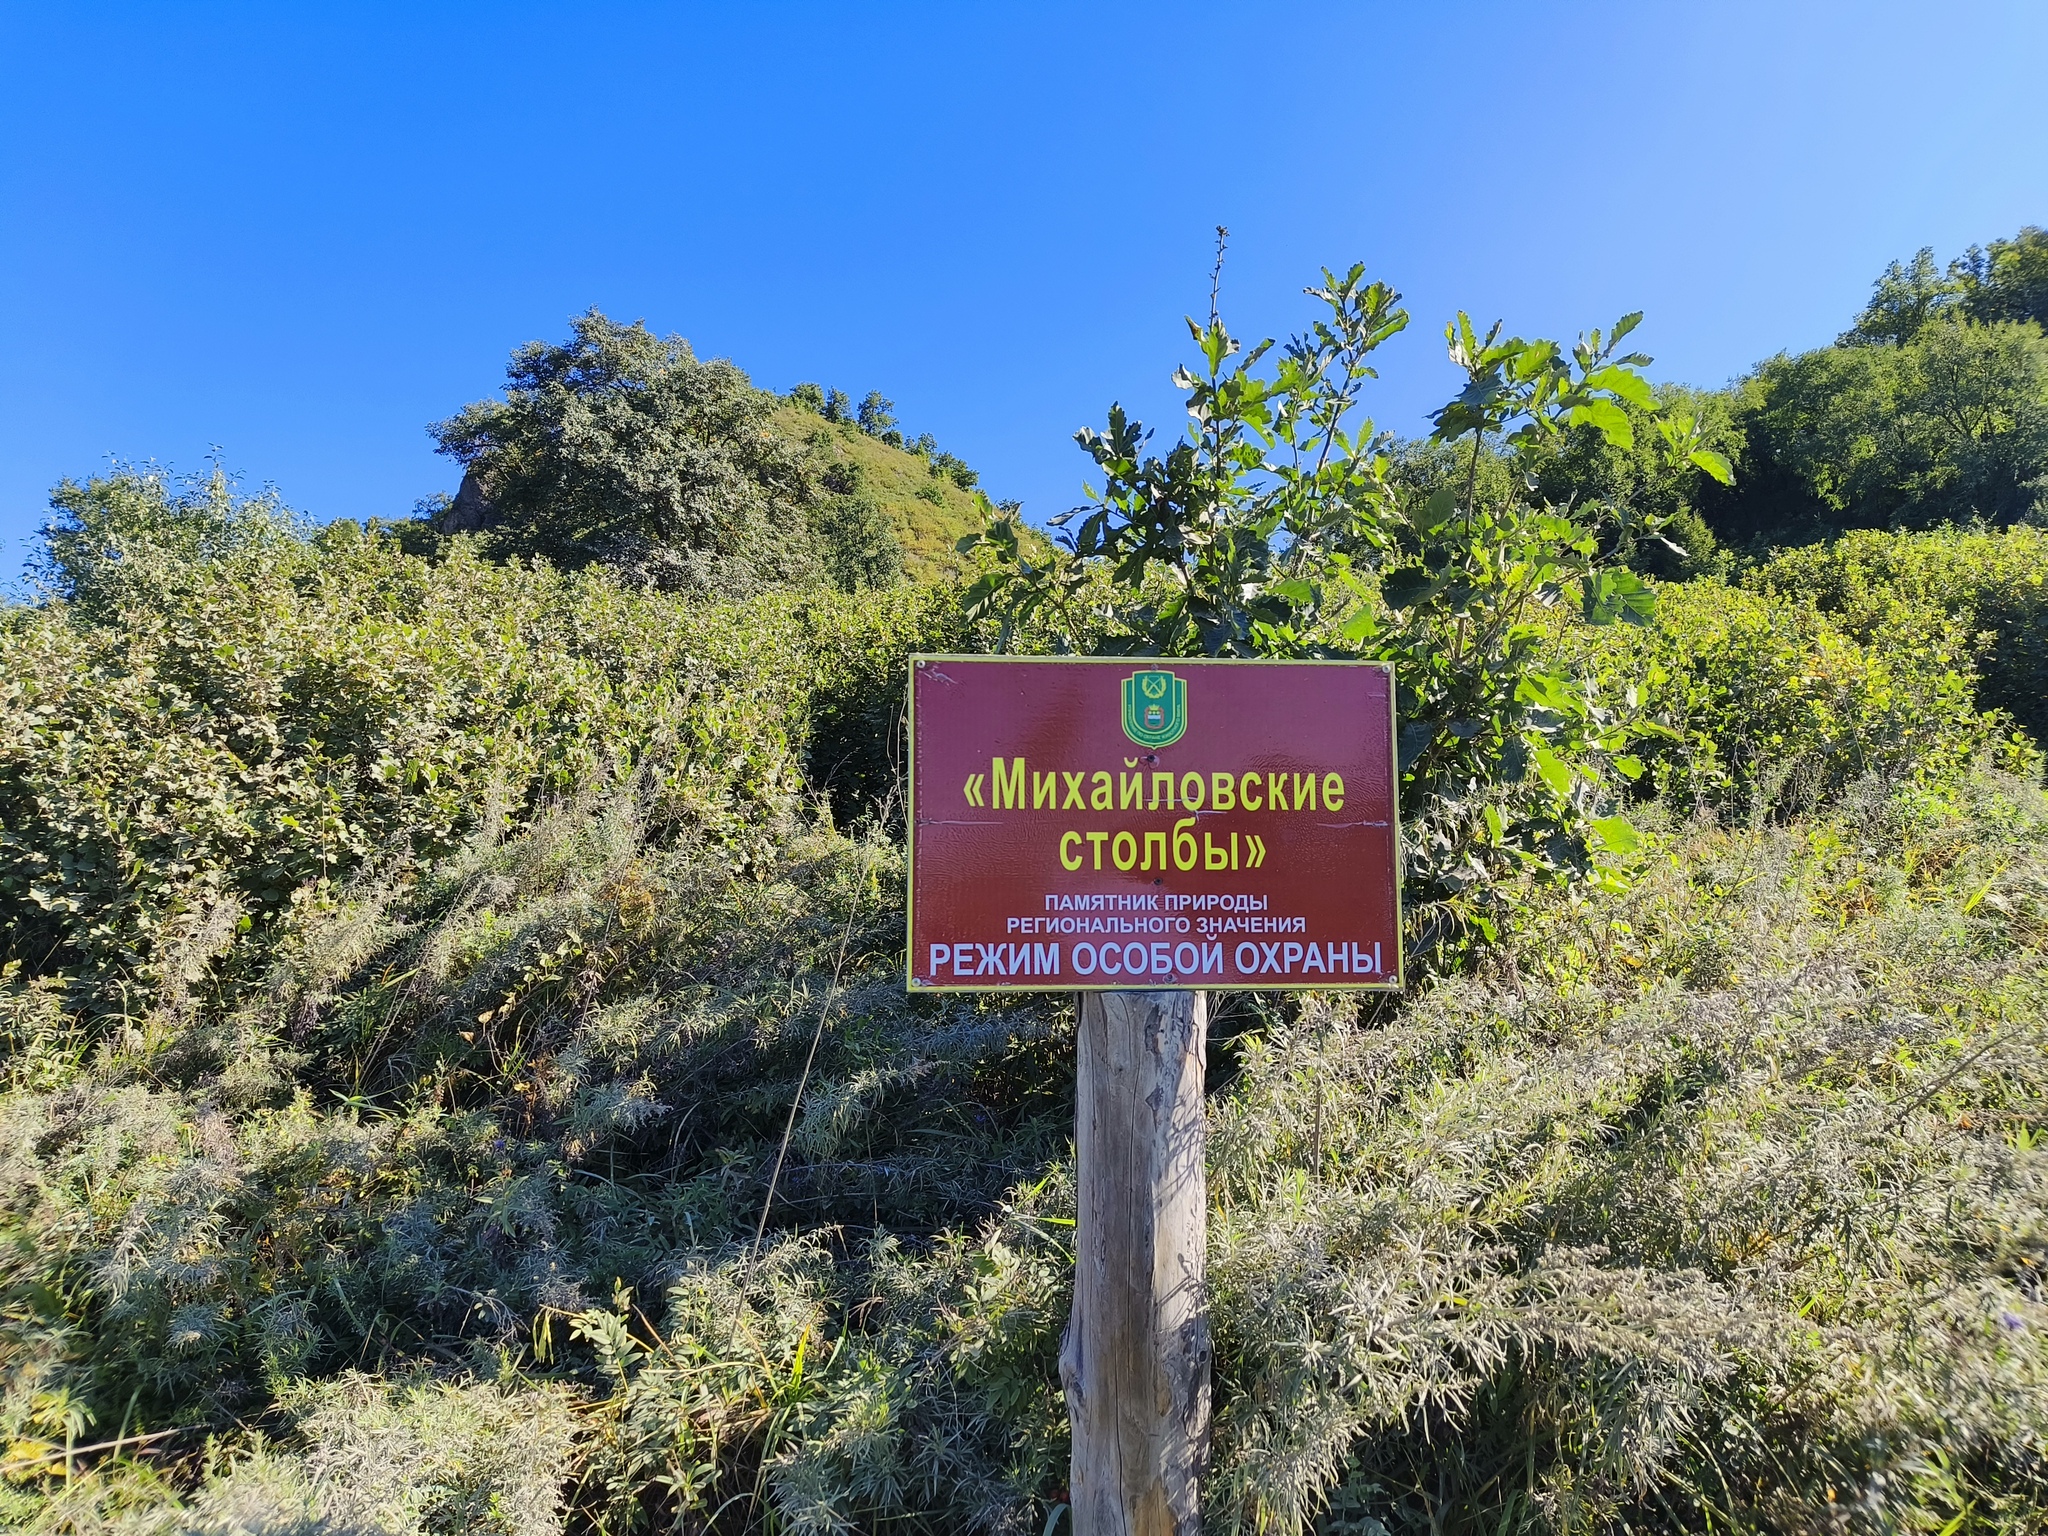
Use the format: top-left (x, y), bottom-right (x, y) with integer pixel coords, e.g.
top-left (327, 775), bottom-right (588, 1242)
top-left (1956, 225), bottom-right (2048, 329)
top-left (856, 390), bottom-right (897, 436)
top-left (33, 462), bottom-right (310, 615)
top-left (1840, 228), bottom-right (2048, 345)
top-left (1735, 317), bottom-right (2048, 534)
top-left (814, 493), bottom-right (903, 591)
top-left (1701, 227), bottom-right (2048, 546)
top-left (964, 254), bottom-right (1730, 937)
top-left (1840, 246), bottom-right (1967, 346)
top-left (431, 310), bottom-right (823, 595)
top-left (813, 459), bottom-right (905, 592)
top-left (1504, 384), bottom-right (1741, 578)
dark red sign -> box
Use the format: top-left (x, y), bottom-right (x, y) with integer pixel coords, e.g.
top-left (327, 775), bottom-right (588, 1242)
top-left (907, 657), bottom-right (1402, 991)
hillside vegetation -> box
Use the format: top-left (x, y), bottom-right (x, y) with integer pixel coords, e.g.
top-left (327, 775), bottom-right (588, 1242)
top-left (1431, 226), bottom-right (2048, 585)
top-left (763, 407), bottom-right (989, 581)
top-left (0, 245), bottom-right (2044, 1535)
top-left (421, 310), bottom-right (994, 593)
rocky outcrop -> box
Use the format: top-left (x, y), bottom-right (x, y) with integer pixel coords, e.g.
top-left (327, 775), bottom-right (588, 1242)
top-left (439, 468), bottom-right (498, 534)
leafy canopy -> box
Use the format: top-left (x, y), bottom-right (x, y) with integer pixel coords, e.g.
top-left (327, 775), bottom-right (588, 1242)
top-left (1736, 316), bottom-right (2048, 535)
top-left (1680, 225), bottom-right (2048, 550)
top-left (430, 309), bottom-right (830, 596)
top-left (963, 244), bottom-right (1732, 932)
top-left (1843, 226), bottom-right (2048, 345)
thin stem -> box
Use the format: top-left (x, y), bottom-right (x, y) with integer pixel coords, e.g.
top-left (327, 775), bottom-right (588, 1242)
top-left (745, 831), bottom-right (887, 1275)
top-left (1462, 424), bottom-right (1484, 536)
top-left (1208, 225), bottom-right (1229, 329)
top-left (1, 1428), bottom-right (184, 1475)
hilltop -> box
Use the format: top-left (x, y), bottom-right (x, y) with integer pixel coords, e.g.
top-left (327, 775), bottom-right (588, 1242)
top-left (762, 404), bottom-right (991, 578)
top-left (421, 310), bottom-right (1002, 596)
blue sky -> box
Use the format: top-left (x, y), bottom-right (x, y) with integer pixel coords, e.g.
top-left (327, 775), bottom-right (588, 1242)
top-left (3, 2), bottom-right (2045, 583)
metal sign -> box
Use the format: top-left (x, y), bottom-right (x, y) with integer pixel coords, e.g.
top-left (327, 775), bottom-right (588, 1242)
top-left (907, 656), bottom-right (1402, 991)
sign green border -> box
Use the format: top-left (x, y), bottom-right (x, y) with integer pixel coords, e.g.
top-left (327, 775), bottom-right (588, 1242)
top-left (904, 654), bottom-right (1405, 994)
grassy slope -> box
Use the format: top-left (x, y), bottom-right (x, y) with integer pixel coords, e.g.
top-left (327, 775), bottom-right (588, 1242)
top-left (767, 407), bottom-right (993, 579)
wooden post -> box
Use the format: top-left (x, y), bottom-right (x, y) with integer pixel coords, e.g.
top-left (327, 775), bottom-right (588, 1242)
top-left (1061, 989), bottom-right (1211, 1536)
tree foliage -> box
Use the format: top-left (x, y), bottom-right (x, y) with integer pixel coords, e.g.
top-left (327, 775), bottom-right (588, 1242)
top-left (1956, 223), bottom-right (2048, 329)
top-left (1727, 316), bottom-right (2048, 538)
top-left (1701, 226), bottom-right (2048, 547)
top-left (813, 461), bottom-right (908, 594)
top-left (962, 251), bottom-right (1732, 935)
top-left (857, 390), bottom-right (897, 436)
top-left (32, 463), bottom-right (308, 612)
top-left (1843, 226), bottom-right (2048, 344)
top-left (1506, 385), bottom-right (1741, 578)
top-left (430, 310), bottom-right (825, 596)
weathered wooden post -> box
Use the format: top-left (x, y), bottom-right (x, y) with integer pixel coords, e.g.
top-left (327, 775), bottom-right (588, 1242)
top-left (1061, 989), bottom-right (1211, 1536)
top-left (906, 655), bottom-right (1402, 1536)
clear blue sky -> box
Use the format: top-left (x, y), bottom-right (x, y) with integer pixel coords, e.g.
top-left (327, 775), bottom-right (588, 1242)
top-left (4, 2), bottom-right (2045, 583)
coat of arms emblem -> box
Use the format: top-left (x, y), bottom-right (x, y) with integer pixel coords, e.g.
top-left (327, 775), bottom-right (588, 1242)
top-left (1120, 669), bottom-right (1187, 749)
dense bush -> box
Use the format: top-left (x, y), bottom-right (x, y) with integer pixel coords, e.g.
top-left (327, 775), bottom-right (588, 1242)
top-left (1726, 318), bottom-right (2048, 538)
top-left (1207, 763), bottom-right (2048, 1531)
top-left (6, 734), bottom-right (2042, 1532)
top-left (966, 265), bottom-right (1736, 952)
top-left (1560, 577), bottom-right (2033, 822)
top-left (1751, 523), bottom-right (2048, 748)
top-left (811, 459), bottom-right (907, 594)
top-left (1, 469), bottom-right (957, 1028)
top-left (1695, 227), bottom-right (2048, 548)
top-left (1507, 386), bottom-right (1742, 581)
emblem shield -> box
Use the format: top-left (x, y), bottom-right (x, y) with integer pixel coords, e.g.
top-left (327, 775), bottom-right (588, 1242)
top-left (1121, 669), bottom-right (1188, 748)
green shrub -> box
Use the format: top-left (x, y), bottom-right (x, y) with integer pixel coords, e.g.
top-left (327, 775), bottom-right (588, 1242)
top-left (1204, 763), bottom-right (2048, 1532)
top-left (964, 263), bottom-right (1734, 950)
top-left (0, 781), bottom-right (1076, 1529)
top-left (812, 490), bottom-right (907, 593)
top-left (0, 475), bottom-right (999, 1527)
top-left (801, 580), bottom-right (967, 828)
top-left (12, 752), bottom-right (2043, 1533)
top-left (1752, 523), bottom-right (2048, 748)
top-left (1600, 578), bottom-right (2024, 818)
top-left (22, 1374), bottom-right (580, 1536)
top-left (5, 464), bottom-right (2047, 1535)
top-left (0, 470), bottom-right (958, 1027)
